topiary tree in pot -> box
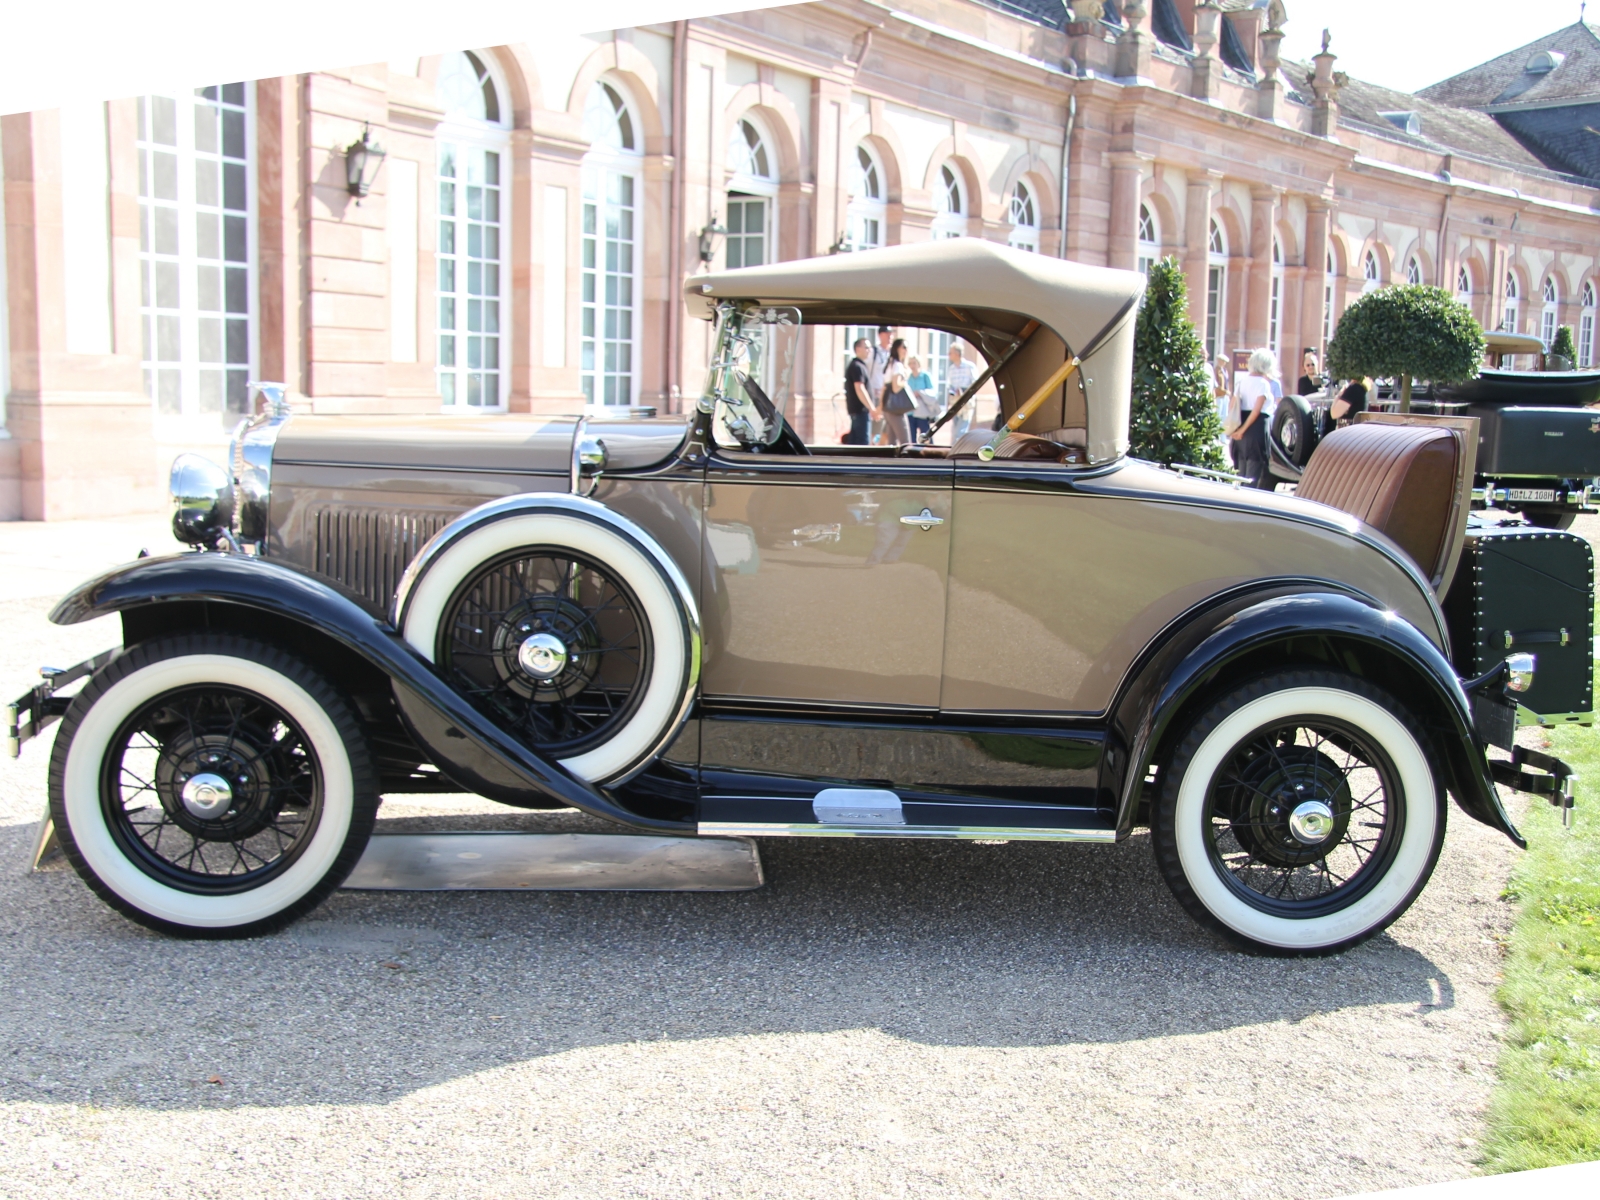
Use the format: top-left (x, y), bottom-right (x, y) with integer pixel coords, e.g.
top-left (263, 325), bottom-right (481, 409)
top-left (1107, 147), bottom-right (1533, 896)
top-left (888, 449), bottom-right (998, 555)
top-left (1550, 324), bottom-right (1577, 367)
top-left (1129, 257), bottom-right (1226, 470)
top-left (1326, 284), bottom-right (1485, 413)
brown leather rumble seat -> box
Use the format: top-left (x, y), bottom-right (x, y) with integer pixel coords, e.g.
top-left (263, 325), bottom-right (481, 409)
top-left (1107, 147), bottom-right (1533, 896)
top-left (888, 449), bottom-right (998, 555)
top-left (1295, 420), bottom-right (1470, 591)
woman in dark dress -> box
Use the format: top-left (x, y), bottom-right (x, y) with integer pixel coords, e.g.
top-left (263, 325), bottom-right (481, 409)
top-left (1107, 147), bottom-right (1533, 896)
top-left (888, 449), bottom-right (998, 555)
top-left (1330, 377), bottom-right (1370, 426)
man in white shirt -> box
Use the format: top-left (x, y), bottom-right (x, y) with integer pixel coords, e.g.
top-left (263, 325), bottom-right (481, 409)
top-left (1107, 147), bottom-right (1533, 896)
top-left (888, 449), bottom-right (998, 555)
top-left (944, 343), bottom-right (977, 439)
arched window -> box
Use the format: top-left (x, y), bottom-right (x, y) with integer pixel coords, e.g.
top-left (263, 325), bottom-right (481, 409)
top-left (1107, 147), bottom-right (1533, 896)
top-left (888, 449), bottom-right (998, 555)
top-left (581, 80), bottom-right (644, 407)
top-left (1541, 277), bottom-right (1559, 348)
top-left (846, 143), bottom-right (885, 251)
top-left (1323, 249), bottom-right (1338, 347)
top-left (436, 51), bottom-right (511, 411)
top-left (1456, 265), bottom-right (1472, 298)
top-left (1205, 218), bottom-right (1227, 361)
top-left (437, 50), bottom-right (500, 124)
top-left (1268, 237), bottom-right (1284, 358)
top-left (931, 163), bottom-right (966, 240)
top-left (137, 83), bottom-right (257, 427)
top-left (726, 116), bottom-right (776, 270)
top-left (1502, 271), bottom-right (1520, 333)
top-left (1362, 249), bottom-right (1381, 294)
top-left (1136, 203), bottom-right (1159, 275)
top-left (1007, 181), bottom-right (1038, 253)
top-left (1581, 281), bottom-right (1596, 366)
top-left (1406, 257), bottom-right (1422, 285)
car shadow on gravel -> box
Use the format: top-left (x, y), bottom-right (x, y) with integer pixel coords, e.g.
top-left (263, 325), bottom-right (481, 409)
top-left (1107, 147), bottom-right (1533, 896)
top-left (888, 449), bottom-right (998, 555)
top-left (0, 807), bottom-right (1456, 1111)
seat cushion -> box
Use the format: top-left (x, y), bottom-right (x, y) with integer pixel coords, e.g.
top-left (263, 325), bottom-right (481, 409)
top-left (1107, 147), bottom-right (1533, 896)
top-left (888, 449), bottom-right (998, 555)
top-left (1296, 422), bottom-right (1461, 579)
top-left (950, 430), bottom-right (1065, 460)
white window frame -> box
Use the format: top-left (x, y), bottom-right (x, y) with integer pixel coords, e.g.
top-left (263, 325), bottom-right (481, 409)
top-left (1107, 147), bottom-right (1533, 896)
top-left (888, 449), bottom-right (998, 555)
top-left (846, 143), bottom-right (886, 252)
top-left (1405, 257), bottom-right (1422, 285)
top-left (1323, 249), bottom-right (1338, 348)
top-left (1007, 182), bottom-right (1038, 252)
top-left (1268, 237), bottom-right (1284, 359)
top-left (137, 83), bottom-right (259, 437)
top-left (1206, 219), bottom-right (1227, 362)
top-left (1136, 203), bottom-right (1159, 275)
top-left (931, 162), bottom-right (966, 240)
top-left (725, 115), bottom-right (777, 271)
top-left (1362, 249), bottom-right (1380, 294)
top-left (581, 79), bottom-right (646, 408)
top-left (1502, 271), bottom-right (1520, 333)
top-left (1581, 281), bottom-right (1595, 366)
top-left (435, 50), bottom-right (512, 412)
top-left (1540, 277), bottom-right (1558, 349)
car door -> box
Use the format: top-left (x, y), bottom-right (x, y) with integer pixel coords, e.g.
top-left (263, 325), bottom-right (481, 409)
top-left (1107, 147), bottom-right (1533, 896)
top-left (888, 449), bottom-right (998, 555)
top-left (700, 451), bottom-right (954, 713)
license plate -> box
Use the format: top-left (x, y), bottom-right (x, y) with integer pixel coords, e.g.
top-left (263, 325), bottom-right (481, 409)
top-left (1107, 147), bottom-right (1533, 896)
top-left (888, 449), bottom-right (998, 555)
top-left (1508, 488), bottom-right (1557, 503)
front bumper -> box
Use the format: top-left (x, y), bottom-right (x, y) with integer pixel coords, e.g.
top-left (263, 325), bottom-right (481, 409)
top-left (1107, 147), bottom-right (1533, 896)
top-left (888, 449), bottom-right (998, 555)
top-left (6, 649), bottom-right (116, 757)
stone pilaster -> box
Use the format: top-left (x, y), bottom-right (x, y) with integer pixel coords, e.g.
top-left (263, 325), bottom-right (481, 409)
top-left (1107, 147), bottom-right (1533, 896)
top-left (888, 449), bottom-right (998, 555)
top-left (1244, 185), bottom-right (1280, 350)
top-left (1303, 199), bottom-right (1333, 355)
top-left (1184, 170), bottom-right (1220, 341)
top-left (1108, 152), bottom-right (1149, 272)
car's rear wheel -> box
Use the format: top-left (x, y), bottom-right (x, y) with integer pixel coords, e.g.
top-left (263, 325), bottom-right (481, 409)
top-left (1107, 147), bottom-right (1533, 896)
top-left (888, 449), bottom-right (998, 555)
top-left (49, 635), bottom-right (377, 937)
top-left (1152, 670), bottom-right (1446, 955)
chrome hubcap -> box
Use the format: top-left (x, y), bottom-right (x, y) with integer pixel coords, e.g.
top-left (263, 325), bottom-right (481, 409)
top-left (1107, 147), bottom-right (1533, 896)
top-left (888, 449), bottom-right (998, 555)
top-left (1288, 799), bottom-right (1336, 844)
top-left (179, 772), bottom-right (234, 820)
top-left (516, 632), bottom-right (569, 681)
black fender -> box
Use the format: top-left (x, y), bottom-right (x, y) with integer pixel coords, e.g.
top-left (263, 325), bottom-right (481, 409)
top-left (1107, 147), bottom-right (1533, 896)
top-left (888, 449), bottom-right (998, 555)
top-left (50, 553), bottom-right (693, 833)
top-left (1106, 587), bottom-right (1522, 847)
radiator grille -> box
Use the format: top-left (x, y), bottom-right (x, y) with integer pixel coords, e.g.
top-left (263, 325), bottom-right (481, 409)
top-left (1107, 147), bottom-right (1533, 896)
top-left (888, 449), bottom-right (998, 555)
top-left (310, 508), bottom-right (449, 614)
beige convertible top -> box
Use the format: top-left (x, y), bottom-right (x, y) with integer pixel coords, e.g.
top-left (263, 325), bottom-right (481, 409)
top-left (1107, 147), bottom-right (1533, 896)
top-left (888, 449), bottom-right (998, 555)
top-left (685, 239), bottom-right (1145, 463)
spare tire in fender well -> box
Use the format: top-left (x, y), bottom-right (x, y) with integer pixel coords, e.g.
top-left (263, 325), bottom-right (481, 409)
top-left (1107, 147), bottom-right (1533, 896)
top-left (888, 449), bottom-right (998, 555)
top-left (1106, 587), bottom-right (1523, 848)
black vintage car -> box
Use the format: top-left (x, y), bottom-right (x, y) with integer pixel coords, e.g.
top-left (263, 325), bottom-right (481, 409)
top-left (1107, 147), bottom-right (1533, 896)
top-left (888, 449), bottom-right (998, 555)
top-left (1270, 332), bottom-right (1600, 530)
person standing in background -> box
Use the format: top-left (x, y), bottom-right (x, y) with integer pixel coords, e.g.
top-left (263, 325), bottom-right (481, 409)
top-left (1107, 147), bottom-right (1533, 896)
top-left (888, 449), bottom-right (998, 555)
top-left (868, 326), bottom-right (893, 444)
top-left (1298, 348), bottom-right (1325, 396)
top-left (944, 342), bottom-right (977, 439)
top-left (906, 355), bottom-right (936, 443)
top-left (880, 338), bottom-right (914, 446)
top-left (842, 338), bottom-right (880, 445)
top-left (1230, 348), bottom-right (1279, 489)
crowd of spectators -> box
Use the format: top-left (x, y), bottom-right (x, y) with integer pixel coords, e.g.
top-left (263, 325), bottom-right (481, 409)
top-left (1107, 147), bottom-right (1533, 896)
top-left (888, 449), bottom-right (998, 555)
top-left (842, 326), bottom-right (978, 447)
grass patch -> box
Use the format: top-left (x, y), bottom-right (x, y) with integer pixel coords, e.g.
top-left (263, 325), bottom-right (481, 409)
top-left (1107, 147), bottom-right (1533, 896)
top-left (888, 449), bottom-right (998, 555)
top-left (1479, 720), bottom-right (1600, 1172)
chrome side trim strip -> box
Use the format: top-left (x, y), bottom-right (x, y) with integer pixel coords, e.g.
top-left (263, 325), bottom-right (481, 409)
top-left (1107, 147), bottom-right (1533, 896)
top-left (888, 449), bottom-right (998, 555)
top-left (697, 821), bottom-right (1117, 842)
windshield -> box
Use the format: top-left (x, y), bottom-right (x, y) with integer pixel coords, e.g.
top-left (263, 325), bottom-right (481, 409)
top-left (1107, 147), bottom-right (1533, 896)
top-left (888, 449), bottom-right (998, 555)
top-left (702, 304), bottom-right (802, 448)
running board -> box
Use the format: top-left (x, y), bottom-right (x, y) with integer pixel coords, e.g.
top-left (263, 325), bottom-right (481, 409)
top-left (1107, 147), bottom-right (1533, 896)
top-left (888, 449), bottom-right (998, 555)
top-left (697, 822), bottom-right (1116, 842)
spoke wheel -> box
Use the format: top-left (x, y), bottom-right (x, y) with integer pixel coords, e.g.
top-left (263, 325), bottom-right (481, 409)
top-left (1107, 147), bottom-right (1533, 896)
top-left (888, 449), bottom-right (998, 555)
top-left (102, 685), bottom-right (322, 894)
top-left (1152, 670), bottom-right (1445, 956)
top-left (1204, 719), bottom-right (1401, 918)
top-left (50, 634), bottom-right (377, 937)
top-left (436, 548), bottom-right (653, 759)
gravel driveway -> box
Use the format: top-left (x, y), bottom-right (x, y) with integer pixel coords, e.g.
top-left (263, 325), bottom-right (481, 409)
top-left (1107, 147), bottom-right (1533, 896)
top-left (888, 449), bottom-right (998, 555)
top-left (0, 517), bottom-right (1533, 1199)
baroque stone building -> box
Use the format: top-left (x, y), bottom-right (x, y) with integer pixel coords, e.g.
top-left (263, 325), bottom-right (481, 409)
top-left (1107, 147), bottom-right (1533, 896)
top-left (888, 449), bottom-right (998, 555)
top-left (4, 0), bottom-right (1600, 518)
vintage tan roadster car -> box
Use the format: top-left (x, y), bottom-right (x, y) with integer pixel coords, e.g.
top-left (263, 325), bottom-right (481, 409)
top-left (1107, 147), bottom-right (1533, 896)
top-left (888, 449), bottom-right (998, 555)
top-left (10, 240), bottom-right (1583, 954)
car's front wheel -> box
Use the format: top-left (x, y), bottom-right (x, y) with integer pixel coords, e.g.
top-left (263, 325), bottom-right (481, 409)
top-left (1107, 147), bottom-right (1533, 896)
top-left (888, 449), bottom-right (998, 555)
top-left (1152, 670), bottom-right (1446, 955)
top-left (49, 634), bottom-right (378, 937)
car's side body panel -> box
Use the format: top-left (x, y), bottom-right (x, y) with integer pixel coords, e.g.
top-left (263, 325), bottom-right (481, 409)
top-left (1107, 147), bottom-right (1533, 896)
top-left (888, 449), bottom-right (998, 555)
top-left (701, 453), bottom-right (953, 709)
top-left (941, 459), bottom-right (1449, 716)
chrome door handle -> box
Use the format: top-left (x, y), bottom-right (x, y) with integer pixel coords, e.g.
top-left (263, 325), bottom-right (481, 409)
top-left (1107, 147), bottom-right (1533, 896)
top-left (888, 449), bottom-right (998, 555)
top-left (900, 508), bottom-right (944, 530)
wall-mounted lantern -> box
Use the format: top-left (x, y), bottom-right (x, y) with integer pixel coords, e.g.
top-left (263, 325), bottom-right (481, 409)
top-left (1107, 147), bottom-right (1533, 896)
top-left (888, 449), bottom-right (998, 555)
top-left (698, 217), bottom-right (728, 263)
top-left (344, 123), bottom-right (387, 202)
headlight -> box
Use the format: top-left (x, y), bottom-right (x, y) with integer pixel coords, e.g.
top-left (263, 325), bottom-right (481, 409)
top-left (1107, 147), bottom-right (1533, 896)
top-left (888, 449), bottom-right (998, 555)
top-left (170, 454), bottom-right (234, 546)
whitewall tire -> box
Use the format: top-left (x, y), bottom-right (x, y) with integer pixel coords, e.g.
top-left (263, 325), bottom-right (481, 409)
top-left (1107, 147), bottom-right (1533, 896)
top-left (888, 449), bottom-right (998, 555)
top-left (400, 508), bottom-right (697, 785)
top-left (1152, 670), bottom-right (1446, 955)
top-left (48, 635), bottom-right (377, 937)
